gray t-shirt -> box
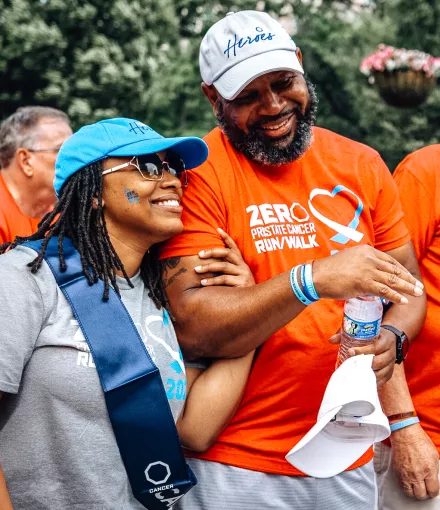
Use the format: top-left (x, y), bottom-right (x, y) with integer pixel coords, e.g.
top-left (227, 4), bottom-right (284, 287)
top-left (0, 246), bottom-right (186, 510)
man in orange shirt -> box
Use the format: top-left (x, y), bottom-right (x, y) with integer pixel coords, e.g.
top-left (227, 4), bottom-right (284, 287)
top-left (0, 106), bottom-right (72, 244)
top-left (374, 145), bottom-right (440, 509)
top-left (160, 11), bottom-right (426, 509)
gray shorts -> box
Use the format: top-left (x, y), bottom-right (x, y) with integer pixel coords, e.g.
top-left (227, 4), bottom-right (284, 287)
top-left (177, 458), bottom-right (376, 510)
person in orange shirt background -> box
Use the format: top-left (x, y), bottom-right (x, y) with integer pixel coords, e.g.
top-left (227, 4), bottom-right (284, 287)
top-left (0, 106), bottom-right (72, 245)
top-left (374, 144), bottom-right (440, 509)
top-left (159, 10), bottom-right (427, 510)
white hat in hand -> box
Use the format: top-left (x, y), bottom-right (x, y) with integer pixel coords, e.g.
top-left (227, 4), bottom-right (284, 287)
top-left (285, 354), bottom-right (390, 478)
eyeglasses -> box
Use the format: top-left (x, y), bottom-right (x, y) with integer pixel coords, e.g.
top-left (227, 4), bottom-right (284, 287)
top-left (102, 150), bottom-right (188, 187)
top-left (27, 147), bottom-right (62, 154)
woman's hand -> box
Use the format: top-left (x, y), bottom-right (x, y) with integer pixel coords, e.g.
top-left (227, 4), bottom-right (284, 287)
top-left (194, 228), bottom-right (255, 287)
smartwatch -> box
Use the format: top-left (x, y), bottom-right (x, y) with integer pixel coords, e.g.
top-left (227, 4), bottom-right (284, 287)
top-left (381, 325), bottom-right (409, 364)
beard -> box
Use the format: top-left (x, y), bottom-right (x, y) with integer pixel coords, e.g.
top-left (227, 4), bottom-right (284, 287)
top-left (217, 76), bottom-right (318, 166)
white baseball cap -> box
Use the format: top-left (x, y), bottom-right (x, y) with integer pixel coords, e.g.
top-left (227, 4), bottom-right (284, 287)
top-left (200, 10), bottom-right (304, 100)
top-left (286, 354), bottom-right (390, 478)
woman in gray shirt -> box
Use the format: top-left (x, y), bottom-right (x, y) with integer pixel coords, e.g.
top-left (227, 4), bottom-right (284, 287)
top-left (0, 118), bottom-right (254, 510)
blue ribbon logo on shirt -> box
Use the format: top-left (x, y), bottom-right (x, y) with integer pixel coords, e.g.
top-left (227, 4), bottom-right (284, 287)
top-left (308, 185), bottom-right (364, 244)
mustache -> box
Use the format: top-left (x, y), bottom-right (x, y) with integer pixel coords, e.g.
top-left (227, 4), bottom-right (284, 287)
top-left (252, 108), bottom-right (301, 130)
top-left (216, 75), bottom-right (318, 166)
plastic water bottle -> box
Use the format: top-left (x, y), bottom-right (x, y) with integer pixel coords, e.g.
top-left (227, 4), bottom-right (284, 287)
top-left (336, 296), bottom-right (383, 368)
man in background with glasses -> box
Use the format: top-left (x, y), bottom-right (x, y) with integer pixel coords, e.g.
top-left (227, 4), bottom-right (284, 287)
top-left (0, 106), bottom-right (72, 244)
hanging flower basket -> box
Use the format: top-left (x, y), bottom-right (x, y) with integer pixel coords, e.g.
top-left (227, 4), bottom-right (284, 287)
top-left (373, 70), bottom-right (436, 108)
top-left (360, 45), bottom-right (440, 108)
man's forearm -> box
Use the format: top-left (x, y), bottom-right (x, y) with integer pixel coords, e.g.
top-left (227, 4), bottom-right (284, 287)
top-left (381, 242), bottom-right (426, 343)
top-left (174, 271), bottom-right (305, 358)
top-left (165, 245), bottom-right (423, 359)
top-left (379, 266), bottom-right (426, 415)
top-left (379, 363), bottom-right (415, 417)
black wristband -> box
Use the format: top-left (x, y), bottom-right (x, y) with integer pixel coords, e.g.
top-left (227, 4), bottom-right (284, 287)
top-left (381, 325), bottom-right (409, 364)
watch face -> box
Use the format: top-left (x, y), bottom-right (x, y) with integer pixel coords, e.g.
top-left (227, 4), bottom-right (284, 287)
top-left (401, 336), bottom-right (409, 360)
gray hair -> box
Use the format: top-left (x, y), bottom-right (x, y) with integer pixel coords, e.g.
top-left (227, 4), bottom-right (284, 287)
top-left (0, 106), bottom-right (70, 169)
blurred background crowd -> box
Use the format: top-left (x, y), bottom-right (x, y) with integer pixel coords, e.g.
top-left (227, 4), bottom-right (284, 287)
top-left (0, 0), bottom-right (439, 171)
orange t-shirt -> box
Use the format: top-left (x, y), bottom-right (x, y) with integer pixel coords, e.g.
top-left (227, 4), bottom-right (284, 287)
top-left (0, 172), bottom-right (40, 244)
top-left (161, 126), bottom-right (410, 476)
top-left (394, 144), bottom-right (440, 452)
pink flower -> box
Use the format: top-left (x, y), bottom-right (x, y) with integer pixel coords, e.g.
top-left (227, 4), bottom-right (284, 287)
top-left (360, 44), bottom-right (438, 77)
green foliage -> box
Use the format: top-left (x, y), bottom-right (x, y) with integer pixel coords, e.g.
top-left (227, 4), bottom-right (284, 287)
top-left (0, 0), bottom-right (178, 125)
top-left (0, 0), bottom-right (439, 169)
top-left (394, 0), bottom-right (440, 54)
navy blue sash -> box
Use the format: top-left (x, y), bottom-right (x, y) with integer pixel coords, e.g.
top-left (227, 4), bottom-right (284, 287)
top-left (24, 237), bottom-right (196, 509)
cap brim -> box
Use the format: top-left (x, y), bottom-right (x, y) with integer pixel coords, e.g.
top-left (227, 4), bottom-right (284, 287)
top-left (286, 407), bottom-right (390, 478)
top-left (213, 49), bottom-right (304, 100)
top-left (108, 136), bottom-right (208, 170)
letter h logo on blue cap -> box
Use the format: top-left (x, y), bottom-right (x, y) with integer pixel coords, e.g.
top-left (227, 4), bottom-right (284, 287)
top-left (54, 118), bottom-right (208, 197)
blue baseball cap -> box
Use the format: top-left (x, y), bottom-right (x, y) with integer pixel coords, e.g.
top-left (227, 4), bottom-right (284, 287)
top-left (54, 118), bottom-right (208, 197)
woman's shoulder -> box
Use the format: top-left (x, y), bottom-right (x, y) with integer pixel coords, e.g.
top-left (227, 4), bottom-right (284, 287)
top-left (0, 245), bottom-right (58, 299)
top-left (1, 244), bottom-right (39, 264)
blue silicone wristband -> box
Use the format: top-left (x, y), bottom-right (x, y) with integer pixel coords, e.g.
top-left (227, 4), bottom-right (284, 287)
top-left (290, 265), bottom-right (314, 306)
top-left (300, 264), bottom-right (317, 303)
top-left (304, 263), bottom-right (320, 301)
top-left (389, 416), bottom-right (420, 432)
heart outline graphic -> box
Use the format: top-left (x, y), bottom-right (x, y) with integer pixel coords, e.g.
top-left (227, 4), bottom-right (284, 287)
top-left (308, 185), bottom-right (364, 244)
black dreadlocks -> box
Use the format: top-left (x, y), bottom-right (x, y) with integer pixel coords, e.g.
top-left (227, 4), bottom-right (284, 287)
top-left (0, 161), bottom-right (168, 308)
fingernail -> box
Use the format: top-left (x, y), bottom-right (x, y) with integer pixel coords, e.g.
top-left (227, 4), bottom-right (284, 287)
top-left (415, 280), bottom-right (424, 289)
top-left (414, 287), bottom-right (423, 296)
top-left (401, 296), bottom-right (409, 304)
top-left (198, 250), bottom-right (205, 257)
top-left (217, 227), bottom-right (224, 233)
top-left (348, 349), bottom-right (356, 357)
top-left (200, 279), bottom-right (207, 285)
top-left (194, 266), bottom-right (202, 271)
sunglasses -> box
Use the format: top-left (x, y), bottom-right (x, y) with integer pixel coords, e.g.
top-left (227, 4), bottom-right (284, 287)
top-left (102, 149), bottom-right (187, 187)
